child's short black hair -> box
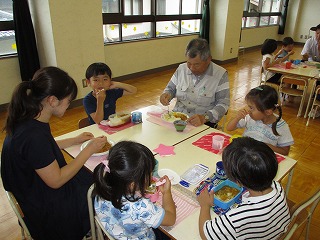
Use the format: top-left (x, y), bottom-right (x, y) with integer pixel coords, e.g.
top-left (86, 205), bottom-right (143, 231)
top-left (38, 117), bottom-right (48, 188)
top-left (282, 37), bottom-right (294, 46)
top-left (85, 62), bottom-right (112, 79)
top-left (261, 39), bottom-right (278, 55)
top-left (222, 137), bottom-right (278, 192)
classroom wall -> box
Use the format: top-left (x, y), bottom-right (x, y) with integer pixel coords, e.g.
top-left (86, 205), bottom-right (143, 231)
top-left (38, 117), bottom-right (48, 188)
top-left (0, 0), bottom-right (319, 106)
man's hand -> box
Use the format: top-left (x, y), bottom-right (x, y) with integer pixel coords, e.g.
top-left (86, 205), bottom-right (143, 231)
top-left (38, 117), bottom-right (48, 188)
top-left (160, 92), bottom-right (171, 106)
top-left (188, 114), bottom-right (205, 127)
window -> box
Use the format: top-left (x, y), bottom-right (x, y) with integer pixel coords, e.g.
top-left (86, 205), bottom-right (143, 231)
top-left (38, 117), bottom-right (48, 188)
top-left (0, 0), bottom-right (16, 56)
top-left (102, 0), bottom-right (203, 43)
top-left (242, 0), bottom-right (282, 28)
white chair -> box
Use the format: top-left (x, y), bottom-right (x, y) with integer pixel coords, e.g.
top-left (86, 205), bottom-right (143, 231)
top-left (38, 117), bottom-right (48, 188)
top-left (306, 85), bottom-right (320, 126)
top-left (5, 191), bottom-right (33, 240)
top-left (259, 67), bottom-right (279, 91)
top-left (87, 184), bottom-right (115, 240)
top-left (279, 76), bottom-right (308, 117)
top-left (278, 188), bottom-right (320, 240)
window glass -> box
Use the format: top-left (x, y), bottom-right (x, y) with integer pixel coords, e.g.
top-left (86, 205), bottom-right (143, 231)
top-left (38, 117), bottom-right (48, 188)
top-left (103, 24), bottom-right (120, 43)
top-left (269, 16), bottom-right (279, 25)
top-left (102, 0), bottom-right (119, 13)
top-left (125, 0), bottom-right (151, 16)
top-left (261, 0), bottom-right (272, 12)
top-left (245, 17), bottom-right (258, 27)
top-left (248, 0), bottom-right (259, 12)
top-left (102, 0), bottom-right (202, 43)
top-left (182, 19), bottom-right (200, 33)
top-left (241, 17), bottom-right (246, 28)
top-left (271, 0), bottom-right (282, 12)
top-left (259, 16), bottom-right (269, 26)
top-left (243, 0), bottom-right (250, 11)
top-left (157, 0), bottom-right (179, 15)
top-left (182, 0), bottom-right (202, 14)
top-left (156, 20), bottom-right (179, 37)
top-left (0, 30), bottom-right (16, 55)
top-left (242, 0), bottom-right (283, 28)
top-left (122, 22), bottom-right (152, 41)
top-left (0, 0), bottom-right (16, 56)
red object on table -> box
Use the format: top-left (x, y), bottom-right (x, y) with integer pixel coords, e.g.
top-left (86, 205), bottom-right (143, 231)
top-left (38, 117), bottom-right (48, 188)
top-left (192, 132), bottom-right (230, 154)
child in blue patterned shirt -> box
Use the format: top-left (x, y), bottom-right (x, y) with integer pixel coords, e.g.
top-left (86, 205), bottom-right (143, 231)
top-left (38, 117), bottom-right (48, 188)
top-left (93, 141), bottom-right (176, 240)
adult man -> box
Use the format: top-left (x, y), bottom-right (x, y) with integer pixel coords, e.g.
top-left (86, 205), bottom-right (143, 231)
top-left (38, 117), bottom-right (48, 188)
top-left (160, 38), bottom-right (230, 128)
top-left (301, 24), bottom-right (320, 62)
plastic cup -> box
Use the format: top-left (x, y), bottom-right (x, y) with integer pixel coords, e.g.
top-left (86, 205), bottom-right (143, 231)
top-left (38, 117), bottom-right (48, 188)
top-left (215, 161), bottom-right (227, 179)
top-left (212, 135), bottom-right (225, 150)
top-left (285, 62), bottom-right (292, 69)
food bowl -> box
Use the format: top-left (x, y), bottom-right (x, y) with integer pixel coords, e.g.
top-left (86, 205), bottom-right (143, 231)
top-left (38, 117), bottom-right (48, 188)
top-left (173, 120), bottom-right (187, 132)
top-left (80, 139), bottom-right (114, 157)
top-left (213, 180), bottom-right (243, 209)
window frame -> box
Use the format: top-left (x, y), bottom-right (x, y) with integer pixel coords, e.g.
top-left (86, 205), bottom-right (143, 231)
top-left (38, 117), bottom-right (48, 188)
top-left (242, 0), bottom-right (283, 29)
top-left (102, 0), bottom-right (203, 43)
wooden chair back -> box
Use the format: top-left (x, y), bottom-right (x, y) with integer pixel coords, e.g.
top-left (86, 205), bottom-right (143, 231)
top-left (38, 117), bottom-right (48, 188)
top-left (78, 117), bottom-right (90, 129)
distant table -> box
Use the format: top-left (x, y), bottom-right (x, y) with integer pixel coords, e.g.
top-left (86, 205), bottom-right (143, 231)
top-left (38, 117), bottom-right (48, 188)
top-left (156, 128), bottom-right (297, 240)
top-left (268, 64), bottom-right (320, 117)
top-left (55, 105), bottom-right (209, 171)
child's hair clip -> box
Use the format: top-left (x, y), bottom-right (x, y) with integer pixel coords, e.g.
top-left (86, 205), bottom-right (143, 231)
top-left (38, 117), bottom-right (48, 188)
top-left (255, 86), bottom-right (263, 91)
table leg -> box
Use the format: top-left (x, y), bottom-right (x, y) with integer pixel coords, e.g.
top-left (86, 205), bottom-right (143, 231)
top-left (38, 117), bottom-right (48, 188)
top-left (285, 168), bottom-right (294, 197)
top-left (304, 79), bottom-right (317, 118)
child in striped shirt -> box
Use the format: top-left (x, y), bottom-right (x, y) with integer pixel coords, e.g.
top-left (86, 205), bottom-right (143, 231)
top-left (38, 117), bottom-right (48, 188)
top-left (197, 137), bottom-right (290, 240)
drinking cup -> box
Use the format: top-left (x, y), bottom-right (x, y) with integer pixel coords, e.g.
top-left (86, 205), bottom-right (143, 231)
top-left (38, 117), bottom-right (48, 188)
top-left (215, 161), bottom-right (227, 179)
top-left (131, 111), bottom-right (142, 124)
top-left (212, 135), bottom-right (225, 150)
top-left (285, 62), bottom-right (292, 69)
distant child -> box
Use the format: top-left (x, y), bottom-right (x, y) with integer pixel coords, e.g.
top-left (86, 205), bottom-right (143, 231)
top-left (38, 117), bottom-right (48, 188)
top-left (197, 137), bottom-right (290, 239)
top-left (226, 85), bottom-right (294, 155)
top-left (261, 39), bottom-right (294, 84)
top-left (93, 141), bottom-right (176, 240)
top-left (277, 37), bottom-right (295, 60)
top-left (83, 62), bottom-right (137, 124)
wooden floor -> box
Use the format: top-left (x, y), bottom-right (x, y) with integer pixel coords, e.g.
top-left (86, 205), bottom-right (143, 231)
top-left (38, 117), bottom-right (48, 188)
top-left (1, 46), bottom-right (319, 239)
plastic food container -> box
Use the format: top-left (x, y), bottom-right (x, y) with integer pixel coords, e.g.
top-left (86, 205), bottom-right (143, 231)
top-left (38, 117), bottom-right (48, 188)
top-left (213, 179), bottom-right (243, 209)
top-left (108, 112), bottom-right (131, 126)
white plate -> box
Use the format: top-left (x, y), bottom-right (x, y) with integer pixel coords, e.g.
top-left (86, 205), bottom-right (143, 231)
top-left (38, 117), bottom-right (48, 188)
top-left (161, 112), bottom-right (188, 123)
top-left (80, 139), bottom-right (114, 157)
top-left (157, 169), bottom-right (181, 185)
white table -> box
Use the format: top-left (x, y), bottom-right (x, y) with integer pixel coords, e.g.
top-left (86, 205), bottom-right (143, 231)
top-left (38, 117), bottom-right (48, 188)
top-left (56, 105), bottom-right (209, 171)
top-left (268, 64), bottom-right (320, 118)
top-left (156, 128), bottom-right (297, 239)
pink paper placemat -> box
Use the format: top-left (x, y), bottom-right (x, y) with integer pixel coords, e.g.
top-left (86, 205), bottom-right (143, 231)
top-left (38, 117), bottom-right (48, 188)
top-left (98, 121), bottom-right (136, 135)
top-left (146, 111), bottom-right (196, 133)
top-left (64, 144), bottom-right (107, 172)
top-left (192, 132), bottom-right (230, 154)
top-left (157, 187), bottom-right (199, 228)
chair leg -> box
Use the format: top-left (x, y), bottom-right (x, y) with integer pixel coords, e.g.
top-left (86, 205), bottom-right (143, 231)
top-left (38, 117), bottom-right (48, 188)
top-left (21, 226), bottom-right (26, 239)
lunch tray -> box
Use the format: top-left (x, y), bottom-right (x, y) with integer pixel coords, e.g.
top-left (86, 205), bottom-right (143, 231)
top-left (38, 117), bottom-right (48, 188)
top-left (194, 173), bottom-right (247, 215)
